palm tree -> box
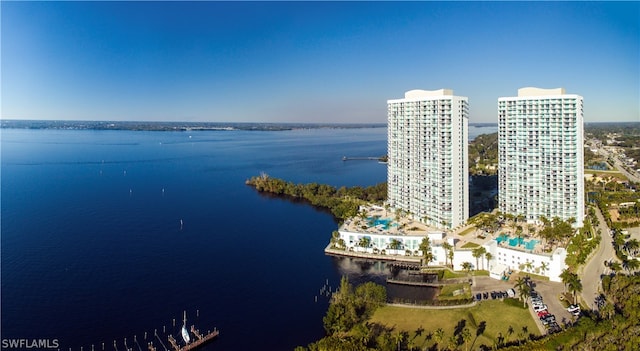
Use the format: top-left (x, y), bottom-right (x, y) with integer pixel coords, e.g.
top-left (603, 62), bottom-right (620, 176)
top-left (527, 224), bottom-right (536, 236)
top-left (480, 247), bottom-right (487, 269)
top-left (559, 269), bottom-right (573, 293)
top-left (524, 261), bottom-right (534, 273)
top-left (495, 332), bottom-right (504, 348)
top-left (434, 328), bottom-right (445, 351)
top-left (442, 241), bottom-right (453, 267)
top-left (395, 208), bottom-right (403, 223)
top-left (567, 273), bottom-right (582, 305)
top-left (462, 262), bottom-right (473, 276)
top-left (422, 215), bottom-right (431, 226)
top-left (389, 239), bottom-right (402, 250)
top-left (472, 247), bottom-right (483, 271)
top-left (485, 252), bottom-right (493, 270)
top-left (514, 277), bottom-right (529, 307)
top-left (447, 335), bottom-right (458, 351)
top-left (506, 326), bottom-right (514, 343)
top-left (515, 225), bottom-right (524, 245)
top-left (358, 236), bottom-right (371, 250)
top-left (393, 331), bottom-right (403, 351)
top-left (461, 328), bottom-right (472, 351)
top-left (624, 258), bottom-right (640, 272)
top-left (539, 261), bottom-right (549, 276)
top-left (600, 302), bottom-right (615, 320)
top-left (624, 239), bottom-right (640, 256)
top-left (609, 261), bottom-right (622, 273)
top-left (419, 237), bottom-right (434, 266)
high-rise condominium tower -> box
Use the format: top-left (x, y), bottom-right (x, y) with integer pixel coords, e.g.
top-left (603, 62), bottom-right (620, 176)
top-left (498, 87), bottom-right (584, 227)
top-left (387, 89), bottom-right (469, 229)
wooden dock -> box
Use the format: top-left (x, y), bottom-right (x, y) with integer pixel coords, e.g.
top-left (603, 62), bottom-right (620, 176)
top-left (148, 326), bottom-right (219, 351)
top-left (179, 326), bottom-right (219, 351)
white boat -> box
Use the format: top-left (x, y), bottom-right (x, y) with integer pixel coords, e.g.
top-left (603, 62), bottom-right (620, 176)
top-left (182, 311), bottom-right (190, 344)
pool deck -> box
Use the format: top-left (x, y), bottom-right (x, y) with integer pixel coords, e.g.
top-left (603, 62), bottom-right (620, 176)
top-left (340, 205), bottom-right (553, 255)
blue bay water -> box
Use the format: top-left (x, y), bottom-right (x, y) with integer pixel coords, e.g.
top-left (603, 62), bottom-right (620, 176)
top-left (1, 125), bottom-right (495, 350)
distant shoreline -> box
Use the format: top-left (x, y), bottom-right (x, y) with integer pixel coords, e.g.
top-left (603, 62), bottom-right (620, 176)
top-left (0, 119), bottom-right (499, 132)
top-left (0, 120), bottom-right (389, 132)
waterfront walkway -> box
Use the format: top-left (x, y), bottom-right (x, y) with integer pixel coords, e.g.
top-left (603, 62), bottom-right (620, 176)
top-left (387, 302), bottom-right (477, 310)
top-left (324, 245), bottom-right (422, 263)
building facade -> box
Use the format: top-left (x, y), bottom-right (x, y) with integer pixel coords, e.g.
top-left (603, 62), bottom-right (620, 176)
top-left (387, 89), bottom-right (469, 229)
top-left (498, 87), bottom-right (585, 227)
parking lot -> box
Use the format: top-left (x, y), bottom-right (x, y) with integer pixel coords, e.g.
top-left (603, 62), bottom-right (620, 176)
top-left (471, 275), bottom-right (576, 335)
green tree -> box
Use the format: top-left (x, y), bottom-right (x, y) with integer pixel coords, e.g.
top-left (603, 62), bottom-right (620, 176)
top-left (462, 262), bottom-right (473, 276)
top-left (461, 327), bottom-right (471, 351)
top-left (447, 245), bottom-right (455, 269)
top-left (567, 273), bottom-right (583, 305)
top-left (539, 261), bottom-right (549, 276)
top-left (472, 247), bottom-right (487, 270)
top-left (388, 238), bottom-right (403, 251)
top-left (560, 269), bottom-right (573, 293)
top-left (419, 237), bottom-right (435, 266)
top-left (484, 252), bottom-right (493, 270)
top-left (393, 331), bottom-right (403, 351)
top-left (434, 328), bottom-right (445, 351)
top-left (358, 236), bottom-right (371, 251)
top-left (442, 241), bottom-right (453, 267)
top-left (513, 277), bottom-right (529, 307)
top-left (609, 261), bottom-right (622, 273)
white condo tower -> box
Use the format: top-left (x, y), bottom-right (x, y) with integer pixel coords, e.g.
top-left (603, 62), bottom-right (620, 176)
top-left (387, 89), bottom-right (469, 229)
top-left (498, 87), bottom-right (585, 227)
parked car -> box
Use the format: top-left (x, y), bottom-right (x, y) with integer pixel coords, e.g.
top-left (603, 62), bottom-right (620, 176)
top-left (567, 304), bottom-right (580, 313)
top-left (537, 310), bottom-right (550, 318)
top-left (533, 304), bottom-right (548, 312)
top-left (507, 288), bottom-right (516, 298)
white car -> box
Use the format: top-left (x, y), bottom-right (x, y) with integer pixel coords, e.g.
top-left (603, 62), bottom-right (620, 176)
top-left (533, 304), bottom-right (548, 312)
top-left (567, 304), bottom-right (581, 314)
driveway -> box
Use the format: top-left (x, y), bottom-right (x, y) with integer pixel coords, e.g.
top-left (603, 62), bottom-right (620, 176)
top-left (530, 280), bottom-right (574, 329)
top-left (580, 206), bottom-right (618, 309)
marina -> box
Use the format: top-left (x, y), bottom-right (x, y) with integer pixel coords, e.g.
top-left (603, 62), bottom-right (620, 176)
top-left (63, 312), bottom-right (219, 351)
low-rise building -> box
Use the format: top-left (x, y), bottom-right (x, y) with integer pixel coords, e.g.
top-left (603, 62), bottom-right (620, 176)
top-left (333, 206), bottom-right (567, 282)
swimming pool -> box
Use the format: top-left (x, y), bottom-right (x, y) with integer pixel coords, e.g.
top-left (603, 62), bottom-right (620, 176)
top-left (525, 239), bottom-right (539, 250)
top-left (495, 234), bottom-right (539, 250)
top-left (496, 234), bottom-right (509, 244)
top-left (368, 216), bottom-right (392, 229)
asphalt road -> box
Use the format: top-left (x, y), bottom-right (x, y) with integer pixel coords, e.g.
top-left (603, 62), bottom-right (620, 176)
top-left (580, 207), bottom-right (619, 309)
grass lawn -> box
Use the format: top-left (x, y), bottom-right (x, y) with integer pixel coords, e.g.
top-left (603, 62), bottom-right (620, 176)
top-left (439, 283), bottom-right (472, 300)
top-left (370, 300), bottom-right (540, 350)
top-left (460, 241), bottom-right (480, 248)
top-left (584, 169), bottom-right (628, 181)
top-left (459, 227), bottom-right (476, 236)
top-left (442, 269), bottom-right (489, 279)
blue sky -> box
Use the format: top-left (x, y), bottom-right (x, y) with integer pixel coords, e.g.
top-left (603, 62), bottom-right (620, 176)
top-left (2, 1), bottom-right (638, 123)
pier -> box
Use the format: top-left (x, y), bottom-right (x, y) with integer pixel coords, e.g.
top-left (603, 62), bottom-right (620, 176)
top-left (75, 311), bottom-right (221, 351)
top-left (161, 327), bottom-right (219, 351)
